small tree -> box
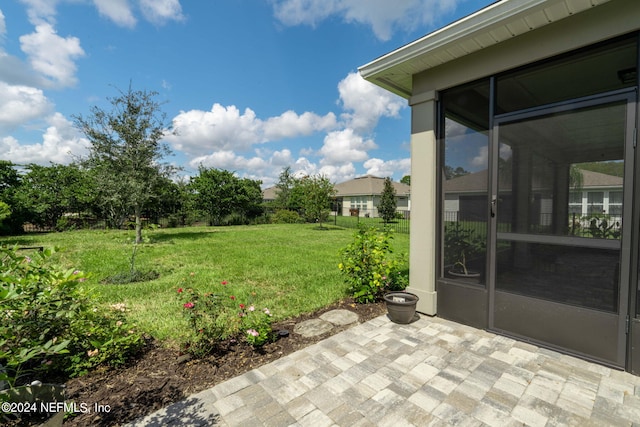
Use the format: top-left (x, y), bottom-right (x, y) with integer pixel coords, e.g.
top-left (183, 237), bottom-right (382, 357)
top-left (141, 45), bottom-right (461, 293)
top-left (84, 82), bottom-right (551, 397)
top-left (377, 177), bottom-right (397, 224)
top-left (74, 85), bottom-right (175, 243)
top-left (274, 166), bottom-right (295, 210)
top-left (298, 174), bottom-right (336, 228)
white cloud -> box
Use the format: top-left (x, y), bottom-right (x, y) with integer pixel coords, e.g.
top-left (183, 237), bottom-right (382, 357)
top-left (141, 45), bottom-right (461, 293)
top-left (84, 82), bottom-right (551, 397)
top-left (471, 145), bottom-right (487, 167)
top-left (19, 23), bottom-right (85, 88)
top-left (264, 110), bottom-right (337, 140)
top-left (18, 0), bottom-right (59, 26)
top-left (167, 104), bottom-right (337, 156)
top-left (338, 72), bottom-right (404, 134)
top-left (0, 9), bottom-right (6, 37)
top-left (139, 0), bottom-right (185, 25)
top-left (272, 0), bottom-right (460, 41)
top-left (93, 0), bottom-right (137, 28)
top-left (0, 112), bottom-right (88, 165)
top-left (168, 104), bottom-right (263, 155)
top-left (318, 163), bottom-right (356, 183)
top-left (0, 81), bottom-right (53, 129)
top-left (363, 157), bottom-right (411, 178)
top-left (319, 128), bottom-right (376, 165)
top-left (272, 0), bottom-right (341, 27)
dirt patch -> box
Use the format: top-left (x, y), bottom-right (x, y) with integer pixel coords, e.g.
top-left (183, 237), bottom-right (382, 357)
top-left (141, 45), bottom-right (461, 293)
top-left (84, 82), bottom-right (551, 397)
top-left (55, 299), bottom-right (386, 426)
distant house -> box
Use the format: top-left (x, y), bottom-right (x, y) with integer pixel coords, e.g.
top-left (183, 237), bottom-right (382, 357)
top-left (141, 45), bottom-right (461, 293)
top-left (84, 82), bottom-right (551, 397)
top-left (262, 186), bottom-right (278, 203)
top-left (444, 168), bottom-right (623, 224)
top-left (334, 175), bottom-right (410, 218)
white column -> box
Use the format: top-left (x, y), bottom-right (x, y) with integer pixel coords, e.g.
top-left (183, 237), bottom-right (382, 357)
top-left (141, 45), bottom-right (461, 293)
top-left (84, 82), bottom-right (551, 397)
top-left (406, 91), bottom-right (437, 315)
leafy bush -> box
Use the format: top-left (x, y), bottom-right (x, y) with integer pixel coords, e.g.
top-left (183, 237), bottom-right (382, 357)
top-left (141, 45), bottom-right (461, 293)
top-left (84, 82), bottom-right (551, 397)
top-left (338, 226), bottom-right (408, 303)
top-left (0, 247), bottom-right (144, 388)
top-left (177, 278), bottom-right (275, 357)
top-left (271, 209), bottom-right (301, 224)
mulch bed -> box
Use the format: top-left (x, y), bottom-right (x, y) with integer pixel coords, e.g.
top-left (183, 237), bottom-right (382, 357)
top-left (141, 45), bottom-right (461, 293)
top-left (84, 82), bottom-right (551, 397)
top-left (51, 299), bottom-right (386, 426)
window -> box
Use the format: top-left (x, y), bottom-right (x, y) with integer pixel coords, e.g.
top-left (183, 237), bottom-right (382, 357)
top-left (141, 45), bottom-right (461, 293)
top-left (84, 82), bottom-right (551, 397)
top-left (587, 192), bottom-right (604, 215)
top-left (569, 192), bottom-right (583, 215)
top-left (441, 79), bottom-right (490, 285)
top-left (608, 191), bottom-right (623, 216)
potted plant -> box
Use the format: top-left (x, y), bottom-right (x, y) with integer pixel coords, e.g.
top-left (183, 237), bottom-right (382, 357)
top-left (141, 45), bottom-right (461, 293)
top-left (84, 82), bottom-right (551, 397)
top-left (383, 291), bottom-right (419, 324)
top-left (444, 222), bottom-right (485, 281)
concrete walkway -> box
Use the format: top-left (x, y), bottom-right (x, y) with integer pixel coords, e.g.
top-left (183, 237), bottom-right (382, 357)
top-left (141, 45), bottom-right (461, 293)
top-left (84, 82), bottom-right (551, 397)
top-left (129, 314), bottom-right (640, 426)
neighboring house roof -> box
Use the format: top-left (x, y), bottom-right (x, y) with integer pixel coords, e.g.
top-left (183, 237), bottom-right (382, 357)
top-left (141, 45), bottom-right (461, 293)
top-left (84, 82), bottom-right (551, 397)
top-left (334, 175), bottom-right (410, 197)
top-left (262, 186), bottom-right (278, 200)
top-left (579, 169), bottom-right (623, 188)
top-left (359, 0), bottom-right (613, 98)
top-left (444, 168), bottom-right (622, 193)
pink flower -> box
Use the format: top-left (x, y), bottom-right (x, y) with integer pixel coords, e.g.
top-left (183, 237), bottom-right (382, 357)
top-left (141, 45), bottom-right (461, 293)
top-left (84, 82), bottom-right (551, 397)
top-left (263, 308), bottom-right (271, 315)
top-left (249, 305), bottom-right (255, 312)
top-left (183, 302), bottom-right (195, 309)
top-left (177, 288), bottom-right (183, 293)
top-left (230, 295), bottom-right (236, 301)
top-left (247, 329), bottom-right (259, 337)
top-left (221, 280), bottom-right (228, 285)
top-left (239, 303), bottom-right (245, 309)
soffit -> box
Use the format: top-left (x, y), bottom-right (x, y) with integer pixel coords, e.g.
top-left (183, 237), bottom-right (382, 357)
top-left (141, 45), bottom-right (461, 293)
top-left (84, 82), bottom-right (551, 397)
top-left (359, 0), bottom-right (613, 98)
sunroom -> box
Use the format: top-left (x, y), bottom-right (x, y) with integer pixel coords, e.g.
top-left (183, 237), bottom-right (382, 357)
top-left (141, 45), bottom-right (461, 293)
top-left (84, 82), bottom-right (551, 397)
top-left (360, 0), bottom-right (640, 374)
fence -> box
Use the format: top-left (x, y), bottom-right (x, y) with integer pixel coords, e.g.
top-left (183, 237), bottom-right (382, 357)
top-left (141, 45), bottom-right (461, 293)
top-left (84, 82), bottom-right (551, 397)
top-left (332, 208), bottom-right (410, 234)
top-left (444, 211), bottom-right (623, 239)
top-left (20, 209), bottom-right (411, 234)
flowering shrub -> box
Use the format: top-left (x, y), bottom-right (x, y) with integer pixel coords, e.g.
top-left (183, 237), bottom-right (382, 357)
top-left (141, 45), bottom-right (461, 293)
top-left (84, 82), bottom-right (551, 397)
top-left (338, 226), bottom-right (409, 303)
top-left (0, 246), bottom-right (144, 389)
top-left (177, 277), bottom-right (275, 356)
top-left (240, 306), bottom-right (274, 346)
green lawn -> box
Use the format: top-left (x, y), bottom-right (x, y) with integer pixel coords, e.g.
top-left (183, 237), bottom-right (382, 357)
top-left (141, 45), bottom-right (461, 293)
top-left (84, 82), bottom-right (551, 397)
top-left (3, 224), bottom-right (408, 347)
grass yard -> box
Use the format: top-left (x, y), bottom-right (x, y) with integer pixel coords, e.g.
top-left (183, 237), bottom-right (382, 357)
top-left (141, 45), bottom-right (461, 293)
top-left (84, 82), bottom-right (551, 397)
top-left (2, 224), bottom-right (409, 347)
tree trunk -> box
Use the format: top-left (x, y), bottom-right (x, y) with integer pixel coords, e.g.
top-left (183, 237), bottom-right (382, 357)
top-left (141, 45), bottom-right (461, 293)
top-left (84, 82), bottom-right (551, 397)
top-left (135, 205), bottom-right (143, 244)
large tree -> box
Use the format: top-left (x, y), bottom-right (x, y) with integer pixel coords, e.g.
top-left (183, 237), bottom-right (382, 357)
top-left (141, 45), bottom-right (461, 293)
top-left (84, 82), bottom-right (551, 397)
top-left (0, 161), bottom-right (24, 234)
top-left (190, 167), bottom-right (263, 226)
top-left (18, 163), bottom-right (92, 229)
top-left (74, 86), bottom-right (174, 243)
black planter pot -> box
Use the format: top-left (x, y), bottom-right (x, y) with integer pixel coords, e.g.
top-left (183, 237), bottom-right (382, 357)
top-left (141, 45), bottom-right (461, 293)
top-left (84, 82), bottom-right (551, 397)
top-left (383, 292), bottom-right (419, 324)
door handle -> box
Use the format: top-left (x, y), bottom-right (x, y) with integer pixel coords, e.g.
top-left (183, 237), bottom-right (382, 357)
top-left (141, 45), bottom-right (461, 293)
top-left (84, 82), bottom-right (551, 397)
top-left (490, 197), bottom-right (497, 218)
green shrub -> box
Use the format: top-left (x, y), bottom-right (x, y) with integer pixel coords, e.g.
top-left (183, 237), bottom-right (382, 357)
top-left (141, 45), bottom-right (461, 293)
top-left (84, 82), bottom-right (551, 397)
top-left (271, 209), bottom-right (301, 224)
top-left (338, 226), bottom-right (408, 303)
top-left (0, 247), bottom-right (144, 388)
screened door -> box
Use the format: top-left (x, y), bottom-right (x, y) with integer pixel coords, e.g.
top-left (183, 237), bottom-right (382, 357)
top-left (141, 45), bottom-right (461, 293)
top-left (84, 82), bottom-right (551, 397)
top-left (489, 92), bottom-right (636, 367)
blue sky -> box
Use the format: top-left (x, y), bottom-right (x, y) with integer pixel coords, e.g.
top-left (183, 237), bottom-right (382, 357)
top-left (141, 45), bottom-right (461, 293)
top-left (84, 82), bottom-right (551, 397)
top-left (0, 0), bottom-right (493, 187)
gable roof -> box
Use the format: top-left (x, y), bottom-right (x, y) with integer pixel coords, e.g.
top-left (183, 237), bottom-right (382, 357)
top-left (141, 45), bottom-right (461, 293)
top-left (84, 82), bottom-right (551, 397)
top-left (444, 168), bottom-right (622, 193)
top-left (359, 0), bottom-right (614, 98)
top-left (262, 186), bottom-right (278, 200)
top-left (334, 175), bottom-right (410, 197)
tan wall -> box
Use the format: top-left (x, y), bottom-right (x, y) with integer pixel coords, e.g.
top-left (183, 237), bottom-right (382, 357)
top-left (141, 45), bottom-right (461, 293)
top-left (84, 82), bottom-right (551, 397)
top-left (407, 93), bottom-right (438, 315)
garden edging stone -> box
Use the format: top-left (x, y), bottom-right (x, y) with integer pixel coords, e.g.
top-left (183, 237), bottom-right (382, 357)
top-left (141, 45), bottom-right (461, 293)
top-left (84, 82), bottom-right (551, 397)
top-left (293, 309), bottom-right (358, 337)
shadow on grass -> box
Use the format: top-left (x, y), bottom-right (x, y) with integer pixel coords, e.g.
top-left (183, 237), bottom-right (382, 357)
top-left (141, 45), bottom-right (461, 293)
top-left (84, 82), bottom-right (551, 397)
top-left (312, 225), bottom-right (345, 231)
top-left (149, 229), bottom-right (220, 243)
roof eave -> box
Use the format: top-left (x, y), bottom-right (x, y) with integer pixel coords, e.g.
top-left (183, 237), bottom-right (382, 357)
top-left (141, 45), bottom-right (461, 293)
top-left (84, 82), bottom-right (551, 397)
top-left (358, 0), bottom-right (612, 98)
